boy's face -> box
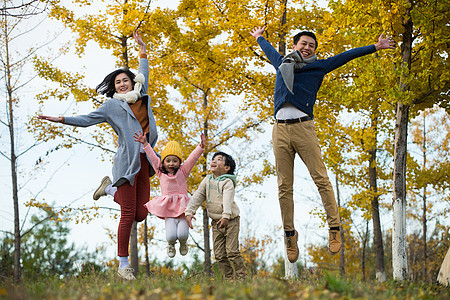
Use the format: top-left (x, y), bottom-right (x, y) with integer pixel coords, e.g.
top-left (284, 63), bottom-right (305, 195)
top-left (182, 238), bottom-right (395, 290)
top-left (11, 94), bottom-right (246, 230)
top-left (292, 35), bottom-right (316, 59)
top-left (210, 155), bottom-right (230, 177)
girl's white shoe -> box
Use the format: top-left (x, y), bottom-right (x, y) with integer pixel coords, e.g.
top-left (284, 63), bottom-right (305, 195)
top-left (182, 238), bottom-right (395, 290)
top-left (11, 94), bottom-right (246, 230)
top-left (179, 242), bottom-right (188, 256)
top-left (167, 243), bottom-right (176, 258)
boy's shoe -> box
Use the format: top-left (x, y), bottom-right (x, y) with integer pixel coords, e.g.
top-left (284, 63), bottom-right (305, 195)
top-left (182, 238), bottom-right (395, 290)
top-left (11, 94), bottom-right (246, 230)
top-left (285, 230), bottom-right (299, 263)
top-left (179, 241), bottom-right (188, 256)
top-left (117, 267), bottom-right (135, 280)
top-left (93, 176), bottom-right (112, 200)
top-left (329, 229), bottom-right (342, 255)
top-left (167, 243), bottom-right (176, 258)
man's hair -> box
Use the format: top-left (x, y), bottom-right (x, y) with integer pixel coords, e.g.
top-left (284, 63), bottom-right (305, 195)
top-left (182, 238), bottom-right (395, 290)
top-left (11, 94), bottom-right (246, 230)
top-left (293, 31), bottom-right (318, 49)
top-left (213, 152), bottom-right (236, 175)
top-left (96, 69), bottom-right (136, 98)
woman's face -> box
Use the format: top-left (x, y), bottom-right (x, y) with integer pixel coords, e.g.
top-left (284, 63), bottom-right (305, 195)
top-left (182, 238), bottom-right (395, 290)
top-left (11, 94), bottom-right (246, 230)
top-left (114, 73), bottom-right (133, 94)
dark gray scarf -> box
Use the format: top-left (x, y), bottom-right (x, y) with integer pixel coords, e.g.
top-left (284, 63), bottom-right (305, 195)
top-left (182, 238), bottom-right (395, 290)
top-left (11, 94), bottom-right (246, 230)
top-left (279, 50), bottom-right (317, 94)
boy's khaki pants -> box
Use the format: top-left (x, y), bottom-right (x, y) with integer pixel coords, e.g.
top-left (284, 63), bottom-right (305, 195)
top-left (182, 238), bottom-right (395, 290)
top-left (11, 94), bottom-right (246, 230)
top-left (272, 121), bottom-right (340, 231)
top-left (212, 216), bottom-right (247, 279)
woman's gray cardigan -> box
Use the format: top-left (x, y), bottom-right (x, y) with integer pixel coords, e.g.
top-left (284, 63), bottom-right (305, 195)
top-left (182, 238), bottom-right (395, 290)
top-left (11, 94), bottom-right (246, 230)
top-left (63, 58), bottom-right (158, 187)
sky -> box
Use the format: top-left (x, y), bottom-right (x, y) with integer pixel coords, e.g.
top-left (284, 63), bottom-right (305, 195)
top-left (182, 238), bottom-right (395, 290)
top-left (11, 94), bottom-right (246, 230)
top-left (0, 0), bottom-right (336, 269)
top-left (4, 0), bottom-right (445, 272)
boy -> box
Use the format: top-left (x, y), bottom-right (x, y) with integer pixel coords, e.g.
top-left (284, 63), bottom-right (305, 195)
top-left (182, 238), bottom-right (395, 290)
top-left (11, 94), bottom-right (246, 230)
top-left (185, 152), bottom-right (246, 280)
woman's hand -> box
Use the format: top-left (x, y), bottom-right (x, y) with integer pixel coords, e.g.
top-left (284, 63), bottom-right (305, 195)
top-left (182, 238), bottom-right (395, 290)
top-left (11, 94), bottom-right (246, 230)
top-left (133, 31), bottom-right (147, 55)
top-left (37, 115), bottom-right (63, 123)
top-left (133, 130), bottom-right (149, 147)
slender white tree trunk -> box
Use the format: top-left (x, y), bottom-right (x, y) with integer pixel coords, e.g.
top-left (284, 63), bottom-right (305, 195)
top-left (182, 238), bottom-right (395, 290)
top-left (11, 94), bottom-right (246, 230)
top-left (284, 248), bottom-right (298, 279)
top-left (392, 196), bottom-right (408, 280)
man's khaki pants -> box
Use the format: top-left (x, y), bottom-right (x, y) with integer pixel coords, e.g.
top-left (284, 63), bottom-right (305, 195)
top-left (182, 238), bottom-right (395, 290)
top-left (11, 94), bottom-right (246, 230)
top-left (272, 121), bottom-right (340, 231)
top-left (212, 216), bottom-right (247, 279)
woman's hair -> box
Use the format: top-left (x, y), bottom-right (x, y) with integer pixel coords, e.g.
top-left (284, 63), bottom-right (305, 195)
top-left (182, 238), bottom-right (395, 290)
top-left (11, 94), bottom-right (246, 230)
top-left (96, 69), bottom-right (136, 98)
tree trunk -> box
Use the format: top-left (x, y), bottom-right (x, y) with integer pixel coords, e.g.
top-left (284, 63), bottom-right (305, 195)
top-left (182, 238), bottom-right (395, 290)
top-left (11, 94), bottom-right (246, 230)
top-left (421, 114), bottom-right (427, 281)
top-left (392, 102), bottom-right (409, 280)
top-left (392, 1), bottom-right (413, 281)
top-left (130, 221), bottom-right (139, 275)
top-left (335, 175), bottom-right (345, 278)
top-left (369, 113), bottom-right (386, 282)
top-left (361, 220), bottom-right (369, 281)
top-left (284, 247), bottom-right (298, 278)
top-left (144, 218), bottom-right (150, 275)
top-left (4, 19), bottom-right (22, 283)
top-left (203, 207), bottom-right (212, 275)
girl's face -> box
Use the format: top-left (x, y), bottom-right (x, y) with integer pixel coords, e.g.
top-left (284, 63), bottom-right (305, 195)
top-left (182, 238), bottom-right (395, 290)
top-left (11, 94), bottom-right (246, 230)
top-left (163, 155), bottom-right (181, 174)
top-left (114, 73), bottom-right (133, 94)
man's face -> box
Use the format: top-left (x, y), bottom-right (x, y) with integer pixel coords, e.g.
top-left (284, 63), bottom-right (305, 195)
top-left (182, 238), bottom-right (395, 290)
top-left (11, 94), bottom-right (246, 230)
top-left (292, 35), bottom-right (316, 59)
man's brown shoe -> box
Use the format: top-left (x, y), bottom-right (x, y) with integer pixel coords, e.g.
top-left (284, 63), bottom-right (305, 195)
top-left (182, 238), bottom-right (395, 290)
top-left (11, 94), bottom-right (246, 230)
top-left (329, 229), bottom-right (342, 255)
top-left (285, 230), bottom-right (299, 263)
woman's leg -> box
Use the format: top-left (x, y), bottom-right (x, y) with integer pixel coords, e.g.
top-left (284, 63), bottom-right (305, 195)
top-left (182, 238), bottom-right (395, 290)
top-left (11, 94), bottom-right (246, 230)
top-left (135, 153), bottom-right (150, 222)
top-left (115, 182), bottom-right (136, 257)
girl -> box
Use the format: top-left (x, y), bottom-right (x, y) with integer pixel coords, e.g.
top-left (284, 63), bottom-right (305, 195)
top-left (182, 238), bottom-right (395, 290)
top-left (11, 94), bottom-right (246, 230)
top-left (133, 130), bottom-right (205, 258)
top-left (38, 31), bottom-right (156, 280)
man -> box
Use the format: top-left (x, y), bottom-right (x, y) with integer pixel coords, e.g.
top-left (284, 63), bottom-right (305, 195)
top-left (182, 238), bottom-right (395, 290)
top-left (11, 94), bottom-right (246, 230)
top-left (250, 26), bottom-right (395, 263)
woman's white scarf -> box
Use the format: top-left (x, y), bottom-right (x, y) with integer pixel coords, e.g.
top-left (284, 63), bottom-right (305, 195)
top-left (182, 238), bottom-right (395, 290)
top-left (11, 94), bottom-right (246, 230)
top-left (113, 73), bottom-right (145, 104)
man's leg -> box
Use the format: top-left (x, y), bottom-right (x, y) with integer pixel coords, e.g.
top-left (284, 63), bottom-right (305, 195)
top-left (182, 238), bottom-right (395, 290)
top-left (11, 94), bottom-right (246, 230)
top-left (212, 220), bottom-right (234, 279)
top-left (225, 217), bottom-right (247, 279)
top-left (292, 121), bottom-right (341, 254)
top-left (272, 123), bottom-right (299, 262)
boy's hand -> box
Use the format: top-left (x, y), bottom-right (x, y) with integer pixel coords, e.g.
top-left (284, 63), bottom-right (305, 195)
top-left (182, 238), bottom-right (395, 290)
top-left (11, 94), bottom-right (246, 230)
top-left (133, 130), bottom-right (148, 147)
top-left (186, 215), bottom-right (196, 229)
top-left (200, 133), bottom-right (206, 149)
top-left (217, 218), bottom-right (229, 229)
top-left (250, 26), bottom-right (266, 39)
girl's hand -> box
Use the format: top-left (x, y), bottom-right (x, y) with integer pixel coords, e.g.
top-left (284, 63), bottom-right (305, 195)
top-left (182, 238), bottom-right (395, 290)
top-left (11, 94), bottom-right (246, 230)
top-left (186, 215), bottom-right (196, 229)
top-left (133, 130), bottom-right (148, 146)
top-left (37, 115), bottom-right (63, 123)
top-left (133, 31), bottom-right (147, 55)
top-left (200, 133), bottom-right (206, 149)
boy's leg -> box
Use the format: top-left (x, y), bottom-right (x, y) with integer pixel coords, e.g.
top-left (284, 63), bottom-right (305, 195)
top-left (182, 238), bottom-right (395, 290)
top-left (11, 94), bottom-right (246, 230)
top-left (211, 219), bottom-right (234, 279)
top-left (225, 217), bottom-right (247, 279)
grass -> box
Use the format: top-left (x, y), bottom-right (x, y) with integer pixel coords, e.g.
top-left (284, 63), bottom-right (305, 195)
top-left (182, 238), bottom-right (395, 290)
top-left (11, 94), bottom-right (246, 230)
top-left (1, 270), bottom-right (449, 299)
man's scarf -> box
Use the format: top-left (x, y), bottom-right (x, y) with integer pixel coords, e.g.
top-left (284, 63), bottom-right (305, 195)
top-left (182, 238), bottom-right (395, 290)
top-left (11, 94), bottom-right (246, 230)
top-left (279, 51), bottom-right (317, 94)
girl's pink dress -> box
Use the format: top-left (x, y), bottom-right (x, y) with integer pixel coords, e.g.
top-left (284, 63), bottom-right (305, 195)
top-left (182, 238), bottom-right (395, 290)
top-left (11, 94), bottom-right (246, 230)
top-left (143, 144), bottom-right (203, 219)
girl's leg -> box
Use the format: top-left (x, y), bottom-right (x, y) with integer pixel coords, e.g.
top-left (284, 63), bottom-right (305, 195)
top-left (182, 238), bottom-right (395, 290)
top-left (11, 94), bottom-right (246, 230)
top-left (177, 216), bottom-right (190, 256)
top-left (165, 218), bottom-right (177, 258)
top-left (177, 216), bottom-right (189, 242)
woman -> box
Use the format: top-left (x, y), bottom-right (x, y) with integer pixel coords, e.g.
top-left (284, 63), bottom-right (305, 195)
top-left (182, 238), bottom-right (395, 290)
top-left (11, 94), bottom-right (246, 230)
top-left (38, 31), bottom-right (157, 280)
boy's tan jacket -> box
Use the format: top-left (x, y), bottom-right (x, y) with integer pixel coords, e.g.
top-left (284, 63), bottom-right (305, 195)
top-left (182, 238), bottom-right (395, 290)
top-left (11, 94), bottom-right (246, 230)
top-left (185, 176), bottom-right (240, 220)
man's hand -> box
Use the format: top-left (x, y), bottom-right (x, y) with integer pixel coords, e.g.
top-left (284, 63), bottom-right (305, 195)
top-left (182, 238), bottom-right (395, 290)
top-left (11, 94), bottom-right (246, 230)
top-left (217, 218), bottom-right (229, 229)
top-left (375, 34), bottom-right (396, 51)
top-left (250, 26), bottom-right (266, 39)
top-left (186, 215), bottom-right (196, 229)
